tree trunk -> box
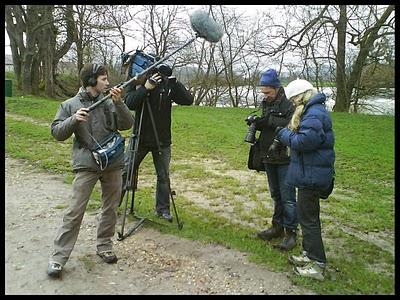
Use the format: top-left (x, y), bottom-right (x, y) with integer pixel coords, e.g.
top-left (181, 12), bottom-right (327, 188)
top-left (31, 55), bottom-right (40, 95)
top-left (44, 49), bottom-right (56, 98)
top-left (22, 51), bottom-right (34, 94)
top-left (334, 5), bottom-right (348, 112)
top-left (45, 5), bottom-right (74, 98)
top-left (344, 5), bottom-right (394, 112)
top-left (22, 5), bottom-right (45, 94)
top-left (5, 5), bottom-right (25, 90)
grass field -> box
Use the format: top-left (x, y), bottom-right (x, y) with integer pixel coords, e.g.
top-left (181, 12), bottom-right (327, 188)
top-left (5, 95), bottom-right (395, 294)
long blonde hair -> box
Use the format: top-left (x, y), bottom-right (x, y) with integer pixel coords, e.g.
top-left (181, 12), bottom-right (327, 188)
top-left (288, 89), bottom-right (317, 132)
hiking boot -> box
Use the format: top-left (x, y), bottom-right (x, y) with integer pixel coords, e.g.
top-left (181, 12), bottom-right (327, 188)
top-left (289, 251), bottom-right (312, 266)
top-left (157, 210), bottom-right (173, 223)
top-left (277, 228), bottom-right (297, 251)
top-left (293, 261), bottom-right (325, 281)
top-left (97, 250), bottom-right (118, 264)
top-left (257, 223), bottom-right (284, 241)
top-left (47, 261), bottom-right (63, 278)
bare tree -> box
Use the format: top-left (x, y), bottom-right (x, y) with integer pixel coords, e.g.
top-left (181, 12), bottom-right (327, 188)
top-left (183, 5), bottom-right (271, 107)
top-left (6, 5), bottom-right (43, 94)
top-left (5, 5), bottom-right (75, 97)
top-left (5, 5), bottom-right (25, 90)
top-left (72, 5), bottom-right (106, 76)
top-left (217, 6), bottom-right (271, 107)
top-left (39, 5), bottom-right (75, 97)
top-left (130, 5), bottom-right (186, 57)
top-left (254, 5), bottom-right (395, 112)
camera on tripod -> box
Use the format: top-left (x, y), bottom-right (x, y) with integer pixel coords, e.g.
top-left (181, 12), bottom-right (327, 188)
top-left (244, 114), bottom-right (259, 144)
top-left (121, 49), bottom-right (172, 80)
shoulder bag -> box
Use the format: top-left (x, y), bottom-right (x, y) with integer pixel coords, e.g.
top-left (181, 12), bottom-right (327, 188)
top-left (247, 139), bottom-right (265, 172)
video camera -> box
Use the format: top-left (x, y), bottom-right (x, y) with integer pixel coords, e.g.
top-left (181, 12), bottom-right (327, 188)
top-left (121, 50), bottom-right (172, 80)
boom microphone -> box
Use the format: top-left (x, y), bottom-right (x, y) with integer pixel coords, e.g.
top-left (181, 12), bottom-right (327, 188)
top-left (87, 10), bottom-right (223, 112)
top-left (190, 10), bottom-right (224, 43)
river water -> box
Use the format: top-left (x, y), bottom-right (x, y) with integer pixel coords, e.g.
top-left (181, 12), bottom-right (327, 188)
top-left (212, 87), bottom-right (394, 116)
top-left (320, 87), bottom-right (394, 116)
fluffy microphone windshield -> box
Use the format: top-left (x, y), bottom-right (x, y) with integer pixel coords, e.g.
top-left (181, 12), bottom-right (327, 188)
top-left (190, 10), bottom-right (224, 43)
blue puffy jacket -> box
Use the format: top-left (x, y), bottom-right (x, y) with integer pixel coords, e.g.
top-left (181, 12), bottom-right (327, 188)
top-left (276, 93), bottom-right (335, 191)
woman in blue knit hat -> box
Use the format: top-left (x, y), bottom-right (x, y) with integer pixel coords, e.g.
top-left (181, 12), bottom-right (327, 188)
top-left (248, 68), bottom-right (298, 251)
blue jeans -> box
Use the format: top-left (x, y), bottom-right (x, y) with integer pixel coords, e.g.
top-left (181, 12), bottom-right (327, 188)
top-left (123, 144), bottom-right (171, 213)
top-left (264, 163), bottom-right (298, 230)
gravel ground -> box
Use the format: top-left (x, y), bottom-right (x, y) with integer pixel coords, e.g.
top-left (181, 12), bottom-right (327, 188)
top-left (5, 156), bottom-right (313, 295)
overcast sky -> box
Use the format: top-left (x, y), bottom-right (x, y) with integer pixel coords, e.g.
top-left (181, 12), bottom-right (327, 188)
top-left (4, 5), bottom-right (273, 56)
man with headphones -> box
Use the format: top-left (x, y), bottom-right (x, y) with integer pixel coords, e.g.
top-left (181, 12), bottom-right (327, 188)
top-left (47, 63), bottom-right (133, 278)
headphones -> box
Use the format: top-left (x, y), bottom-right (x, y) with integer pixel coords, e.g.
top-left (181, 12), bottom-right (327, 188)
top-left (88, 64), bottom-right (101, 87)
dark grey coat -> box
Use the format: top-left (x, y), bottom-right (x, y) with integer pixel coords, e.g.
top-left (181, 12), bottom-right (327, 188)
top-left (51, 87), bottom-right (134, 172)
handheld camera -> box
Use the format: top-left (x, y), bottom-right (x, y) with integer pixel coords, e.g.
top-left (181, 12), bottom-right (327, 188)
top-left (244, 114), bottom-right (258, 144)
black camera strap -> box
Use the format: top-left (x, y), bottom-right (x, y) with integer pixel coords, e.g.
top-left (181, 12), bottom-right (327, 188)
top-left (158, 80), bottom-right (170, 111)
top-left (159, 87), bottom-right (164, 111)
top-left (249, 108), bottom-right (261, 116)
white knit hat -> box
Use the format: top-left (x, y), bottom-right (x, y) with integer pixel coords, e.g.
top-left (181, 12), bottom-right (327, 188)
top-left (285, 78), bottom-right (314, 99)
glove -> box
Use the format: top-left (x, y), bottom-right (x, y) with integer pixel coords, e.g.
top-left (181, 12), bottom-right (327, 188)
top-left (245, 115), bottom-right (259, 126)
top-left (144, 73), bottom-right (162, 90)
top-left (268, 138), bottom-right (282, 153)
top-left (275, 126), bottom-right (284, 135)
top-left (168, 76), bottom-right (177, 86)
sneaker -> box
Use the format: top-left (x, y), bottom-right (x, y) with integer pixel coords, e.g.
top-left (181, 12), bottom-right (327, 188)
top-left (97, 250), bottom-right (118, 264)
top-left (157, 210), bottom-right (173, 223)
top-left (47, 261), bottom-right (63, 278)
top-left (288, 251), bottom-right (312, 266)
top-left (293, 261), bottom-right (325, 281)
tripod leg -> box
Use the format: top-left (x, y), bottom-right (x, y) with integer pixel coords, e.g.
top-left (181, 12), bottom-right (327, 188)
top-left (118, 103), bottom-right (146, 239)
top-left (118, 189), bottom-right (130, 240)
top-left (129, 184), bottom-right (135, 214)
top-left (169, 188), bottom-right (184, 230)
top-left (118, 174), bottom-right (127, 207)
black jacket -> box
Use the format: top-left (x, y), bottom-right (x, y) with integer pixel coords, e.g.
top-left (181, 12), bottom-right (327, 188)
top-left (254, 87), bottom-right (295, 164)
top-left (124, 77), bottom-right (193, 147)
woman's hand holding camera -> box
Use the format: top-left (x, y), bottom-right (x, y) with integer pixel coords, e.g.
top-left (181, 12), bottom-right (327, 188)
top-left (268, 138), bottom-right (282, 153)
top-left (275, 126), bottom-right (284, 135)
top-left (145, 73), bottom-right (162, 90)
top-left (268, 126), bottom-right (285, 154)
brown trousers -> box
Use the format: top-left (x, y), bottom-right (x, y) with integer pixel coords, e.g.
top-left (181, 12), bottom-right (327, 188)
top-left (50, 168), bottom-right (122, 265)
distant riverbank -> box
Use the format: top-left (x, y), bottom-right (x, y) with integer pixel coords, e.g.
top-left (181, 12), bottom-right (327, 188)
top-left (213, 87), bottom-right (394, 116)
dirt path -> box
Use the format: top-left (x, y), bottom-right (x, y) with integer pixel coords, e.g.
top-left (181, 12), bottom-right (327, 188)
top-left (5, 155), bottom-right (313, 295)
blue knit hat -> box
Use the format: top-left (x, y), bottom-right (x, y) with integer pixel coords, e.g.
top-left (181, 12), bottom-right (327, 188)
top-left (259, 68), bottom-right (281, 87)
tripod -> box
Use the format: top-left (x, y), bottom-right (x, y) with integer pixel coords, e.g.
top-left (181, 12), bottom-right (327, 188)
top-left (117, 93), bottom-right (183, 241)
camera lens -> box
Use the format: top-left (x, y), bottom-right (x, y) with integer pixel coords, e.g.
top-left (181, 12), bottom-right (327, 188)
top-left (244, 123), bottom-right (257, 143)
top-left (158, 64), bottom-right (172, 77)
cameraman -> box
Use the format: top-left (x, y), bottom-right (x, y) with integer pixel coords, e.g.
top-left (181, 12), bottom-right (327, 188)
top-left (248, 68), bottom-right (298, 251)
top-left (122, 63), bottom-right (194, 222)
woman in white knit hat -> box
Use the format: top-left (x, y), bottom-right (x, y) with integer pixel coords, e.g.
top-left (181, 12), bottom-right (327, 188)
top-left (276, 78), bottom-right (335, 280)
